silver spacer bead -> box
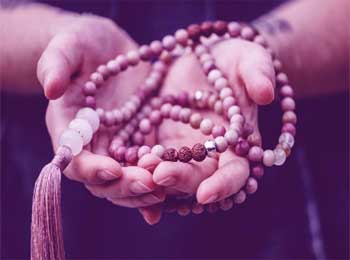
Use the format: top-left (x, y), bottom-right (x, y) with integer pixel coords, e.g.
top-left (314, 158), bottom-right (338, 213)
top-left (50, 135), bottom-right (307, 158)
top-left (204, 140), bottom-right (217, 157)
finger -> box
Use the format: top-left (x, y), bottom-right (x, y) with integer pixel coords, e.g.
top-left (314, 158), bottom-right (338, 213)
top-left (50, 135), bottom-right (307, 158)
top-left (66, 150), bottom-right (122, 185)
top-left (153, 157), bottom-right (218, 194)
top-left (137, 153), bottom-right (162, 173)
top-left (106, 191), bottom-right (164, 208)
top-left (37, 33), bottom-right (83, 99)
top-left (85, 166), bottom-right (157, 198)
top-left (238, 48), bottom-right (275, 105)
top-left (138, 204), bottom-right (162, 225)
top-left (196, 150), bottom-right (249, 204)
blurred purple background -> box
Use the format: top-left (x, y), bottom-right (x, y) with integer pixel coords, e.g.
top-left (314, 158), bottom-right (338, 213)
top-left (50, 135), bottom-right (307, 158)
top-left (1, 1), bottom-right (349, 259)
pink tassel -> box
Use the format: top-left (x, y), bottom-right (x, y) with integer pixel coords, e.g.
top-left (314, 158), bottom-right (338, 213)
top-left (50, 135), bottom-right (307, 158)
top-left (31, 146), bottom-right (72, 260)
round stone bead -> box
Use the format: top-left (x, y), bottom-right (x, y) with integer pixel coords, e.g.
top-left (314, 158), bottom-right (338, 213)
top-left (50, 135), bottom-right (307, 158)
top-left (282, 123), bottom-right (296, 136)
top-left (233, 190), bottom-right (246, 204)
top-left (234, 139), bottom-right (250, 156)
top-left (282, 111), bottom-right (297, 125)
top-left (90, 72), bottom-right (104, 85)
top-left (132, 132), bottom-right (145, 146)
top-left (253, 35), bottom-right (267, 47)
top-left (273, 59), bottom-right (283, 72)
top-left (248, 146), bottom-right (263, 162)
top-left (208, 69), bottom-right (223, 84)
top-left (227, 105), bottom-right (241, 118)
top-left (245, 177), bottom-right (258, 194)
top-left (277, 143), bottom-right (291, 157)
top-left (214, 136), bottom-right (228, 153)
top-left (104, 111), bottom-right (115, 127)
top-left (85, 96), bottom-right (96, 108)
top-left (200, 21), bottom-right (213, 37)
top-left (276, 73), bottom-right (288, 85)
top-left (228, 22), bottom-right (241, 37)
top-left (125, 147), bottom-right (138, 164)
top-left (160, 103), bottom-right (172, 118)
top-left (281, 97), bottom-right (296, 111)
top-left (213, 20), bottom-right (227, 36)
top-left (194, 45), bottom-right (207, 56)
top-left (280, 85), bottom-right (294, 97)
top-left (240, 26), bottom-right (255, 40)
top-left (178, 146), bottom-right (192, 162)
top-left (224, 130), bottom-right (239, 145)
top-left (223, 96), bottom-right (236, 111)
top-left (59, 129), bottom-right (84, 156)
top-left (279, 132), bottom-right (295, 148)
top-left (112, 109), bottom-right (124, 124)
top-left (263, 149), bottom-right (276, 167)
top-left (175, 29), bottom-right (189, 45)
top-left (126, 50), bottom-right (140, 66)
top-left (76, 107), bottom-right (100, 133)
top-left (274, 148), bottom-right (287, 166)
top-left (115, 55), bottom-right (128, 71)
top-left (214, 77), bottom-right (228, 91)
top-left (251, 164), bottom-right (264, 179)
top-left (150, 110), bottom-right (162, 125)
top-left (139, 45), bottom-right (153, 61)
top-left (151, 144), bottom-right (165, 158)
top-left (83, 82), bottom-right (97, 96)
top-left (170, 105), bottom-right (182, 121)
top-left (138, 145), bottom-right (151, 159)
top-left (179, 108), bottom-right (191, 123)
top-left (68, 118), bottom-right (93, 145)
top-left (162, 148), bottom-right (178, 162)
top-left (114, 146), bottom-right (127, 162)
top-left (139, 119), bottom-right (152, 134)
top-left (150, 40), bottom-right (163, 56)
top-left (214, 100), bottom-right (223, 114)
top-left (219, 87), bottom-right (233, 99)
top-left (162, 35), bottom-right (176, 51)
top-left (191, 143), bottom-right (207, 162)
top-left (106, 60), bottom-right (120, 74)
top-left (200, 119), bottom-right (214, 135)
top-left (190, 113), bottom-right (203, 129)
top-left (212, 125), bottom-right (226, 138)
top-left (187, 24), bottom-right (201, 40)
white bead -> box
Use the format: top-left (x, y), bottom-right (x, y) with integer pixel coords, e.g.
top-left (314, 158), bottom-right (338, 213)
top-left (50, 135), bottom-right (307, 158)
top-left (76, 107), bottom-right (100, 133)
top-left (279, 132), bottom-right (295, 148)
top-left (227, 106), bottom-right (241, 118)
top-left (68, 118), bottom-right (93, 145)
top-left (59, 129), bottom-right (83, 156)
top-left (151, 145), bottom-right (165, 158)
top-left (219, 87), bottom-right (233, 99)
top-left (274, 148), bottom-right (286, 166)
top-left (224, 130), bottom-right (238, 145)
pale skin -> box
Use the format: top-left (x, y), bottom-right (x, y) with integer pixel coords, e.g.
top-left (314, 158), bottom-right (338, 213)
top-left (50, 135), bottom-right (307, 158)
top-left (1, 0), bottom-right (348, 224)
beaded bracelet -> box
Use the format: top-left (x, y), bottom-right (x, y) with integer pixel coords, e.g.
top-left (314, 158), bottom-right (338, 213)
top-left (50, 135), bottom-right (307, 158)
top-left (31, 21), bottom-right (297, 260)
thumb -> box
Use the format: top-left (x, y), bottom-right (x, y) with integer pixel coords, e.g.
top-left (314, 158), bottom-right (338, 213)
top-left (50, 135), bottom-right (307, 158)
top-left (238, 50), bottom-right (275, 105)
top-left (37, 33), bottom-right (83, 100)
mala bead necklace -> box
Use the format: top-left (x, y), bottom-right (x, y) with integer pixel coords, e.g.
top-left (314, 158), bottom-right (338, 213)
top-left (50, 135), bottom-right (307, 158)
top-left (31, 21), bottom-right (297, 260)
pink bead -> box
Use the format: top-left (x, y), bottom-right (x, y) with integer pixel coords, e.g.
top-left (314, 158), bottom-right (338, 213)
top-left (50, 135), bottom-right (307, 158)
top-left (240, 26), bottom-right (255, 40)
top-left (263, 150), bottom-right (276, 167)
top-left (277, 73), bottom-right (288, 84)
top-left (116, 55), bottom-right (128, 71)
top-left (162, 35), bottom-right (176, 51)
top-left (252, 164), bottom-right (264, 179)
top-left (224, 130), bottom-right (238, 145)
top-left (214, 77), bottom-right (228, 91)
top-left (132, 132), bottom-right (145, 146)
top-left (223, 96), bottom-right (236, 111)
top-left (114, 146), bottom-right (126, 162)
top-left (253, 35), bottom-right (267, 47)
top-left (190, 113), bottom-right (202, 129)
top-left (179, 108), bottom-right (191, 123)
top-left (90, 72), bottom-right (104, 85)
top-left (138, 145), bottom-right (151, 159)
top-left (219, 87), bottom-right (233, 99)
top-left (170, 105), bottom-right (181, 121)
top-left (125, 147), bottom-right (138, 164)
top-left (245, 177), bottom-right (258, 194)
top-left (126, 50), bottom-right (140, 66)
top-left (139, 119), bottom-right (152, 134)
top-left (160, 51), bottom-right (172, 64)
top-left (273, 59), bottom-right (283, 72)
top-left (282, 111), bottom-right (297, 124)
top-left (138, 45), bottom-right (153, 61)
top-left (214, 101), bottom-right (223, 114)
top-left (175, 29), bottom-right (189, 45)
top-left (234, 139), bottom-right (250, 156)
top-left (202, 61), bottom-right (215, 74)
top-left (200, 53), bottom-right (212, 64)
top-left (233, 190), bottom-right (246, 204)
top-left (141, 105), bottom-right (152, 116)
top-left (163, 94), bottom-right (176, 104)
top-left (281, 97), bottom-right (296, 111)
top-left (96, 108), bottom-right (105, 123)
top-left (230, 114), bottom-right (244, 125)
top-left (85, 96), bottom-right (96, 108)
top-left (112, 109), bottom-right (123, 124)
top-left (227, 105), bottom-right (241, 118)
top-left (118, 130), bottom-right (129, 142)
top-left (97, 65), bottom-right (109, 78)
top-left (106, 60), bottom-right (120, 74)
top-left (121, 108), bottom-right (132, 121)
top-left (83, 82), bottom-right (97, 96)
top-left (150, 110), bottom-right (162, 125)
top-left (280, 85), bottom-right (294, 97)
top-left (248, 146), bottom-right (263, 162)
top-left (194, 45), bottom-right (207, 56)
top-left (153, 61), bottom-right (167, 74)
top-left (215, 136), bottom-right (228, 152)
top-left (104, 111), bottom-right (115, 127)
top-left (151, 144), bottom-right (165, 158)
top-left (150, 40), bottom-right (163, 57)
top-left (208, 94), bottom-right (218, 109)
top-left (177, 91), bottom-right (189, 106)
top-left (212, 125), bottom-right (226, 138)
top-left (228, 22), bottom-right (241, 37)
top-left (160, 103), bottom-right (172, 118)
top-left (208, 69), bottom-right (222, 84)
top-left (282, 123), bottom-right (296, 136)
top-left (200, 119), bottom-right (214, 135)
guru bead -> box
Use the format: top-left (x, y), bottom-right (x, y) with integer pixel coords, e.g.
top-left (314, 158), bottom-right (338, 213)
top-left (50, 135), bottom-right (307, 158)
top-left (204, 140), bottom-right (217, 157)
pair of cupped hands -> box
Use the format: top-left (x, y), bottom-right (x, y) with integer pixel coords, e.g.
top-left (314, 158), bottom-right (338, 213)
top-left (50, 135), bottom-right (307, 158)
top-left (38, 14), bottom-right (275, 224)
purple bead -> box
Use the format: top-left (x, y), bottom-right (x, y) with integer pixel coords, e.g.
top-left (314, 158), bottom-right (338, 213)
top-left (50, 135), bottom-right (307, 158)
top-left (251, 164), bottom-right (264, 179)
top-left (212, 125), bottom-right (226, 138)
top-left (150, 110), bottom-right (162, 125)
top-left (282, 123), bottom-right (296, 136)
top-left (248, 146), bottom-right (263, 162)
top-left (83, 82), bottom-right (97, 96)
top-left (114, 146), bottom-right (127, 162)
top-left (234, 139), bottom-right (250, 157)
top-left (85, 96), bottom-right (96, 108)
top-left (125, 147), bottom-right (138, 164)
top-left (177, 91), bottom-right (189, 106)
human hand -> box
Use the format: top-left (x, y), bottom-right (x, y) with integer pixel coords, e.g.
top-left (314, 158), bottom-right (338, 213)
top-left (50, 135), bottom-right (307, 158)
top-left (139, 38), bottom-right (275, 224)
top-left (38, 13), bottom-right (165, 208)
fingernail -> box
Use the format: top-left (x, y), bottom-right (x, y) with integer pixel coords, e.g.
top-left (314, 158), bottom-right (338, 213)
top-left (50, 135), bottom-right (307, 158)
top-left (130, 181), bottom-right (153, 194)
top-left (144, 194), bottom-right (163, 204)
top-left (157, 176), bottom-right (176, 186)
top-left (97, 170), bottom-right (118, 181)
top-left (202, 194), bottom-right (218, 204)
